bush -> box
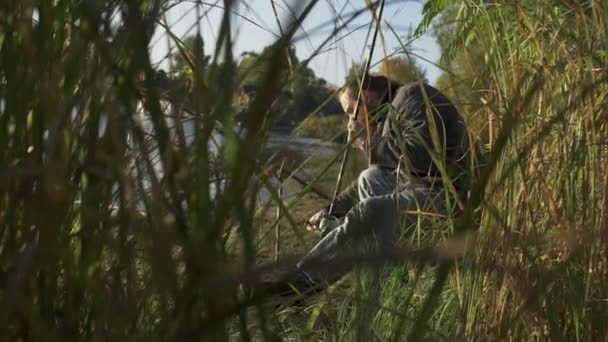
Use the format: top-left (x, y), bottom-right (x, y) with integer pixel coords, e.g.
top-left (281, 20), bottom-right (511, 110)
top-left (292, 114), bottom-right (346, 142)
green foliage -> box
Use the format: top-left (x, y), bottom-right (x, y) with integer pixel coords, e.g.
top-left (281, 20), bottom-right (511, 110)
top-left (292, 114), bottom-right (346, 141)
top-left (289, 69), bottom-right (341, 118)
top-left (415, 0), bottom-right (453, 38)
top-left (430, 3), bottom-right (495, 140)
top-left (0, 0), bottom-right (308, 339)
top-left (237, 51), bottom-right (263, 85)
top-left (237, 45), bottom-right (296, 87)
top-left (172, 34), bottom-right (210, 73)
top-left (236, 46), bottom-right (341, 129)
top-left (412, 0), bottom-right (608, 339)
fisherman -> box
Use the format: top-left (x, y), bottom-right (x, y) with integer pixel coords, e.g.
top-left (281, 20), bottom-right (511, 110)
top-left (264, 73), bottom-right (472, 296)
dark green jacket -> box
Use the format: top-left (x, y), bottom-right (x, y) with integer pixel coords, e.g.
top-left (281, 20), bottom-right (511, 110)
top-left (329, 82), bottom-right (471, 217)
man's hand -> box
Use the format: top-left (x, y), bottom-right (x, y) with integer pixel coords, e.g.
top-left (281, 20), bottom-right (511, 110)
top-left (347, 117), bottom-right (365, 150)
top-left (347, 116), bottom-right (375, 151)
top-left (306, 208), bottom-right (330, 232)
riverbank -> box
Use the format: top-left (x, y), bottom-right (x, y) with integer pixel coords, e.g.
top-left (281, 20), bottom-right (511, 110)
top-left (251, 133), bottom-right (366, 264)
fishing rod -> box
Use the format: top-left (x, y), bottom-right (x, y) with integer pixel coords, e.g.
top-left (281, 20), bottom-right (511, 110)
top-left (328, 0), bottom-right (386, 216)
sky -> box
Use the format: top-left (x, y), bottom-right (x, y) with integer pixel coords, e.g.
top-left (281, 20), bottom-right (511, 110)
top-left (150, 0), bottom-right (441, 86)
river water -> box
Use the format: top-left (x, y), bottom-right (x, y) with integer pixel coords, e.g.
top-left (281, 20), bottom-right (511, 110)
top-left (259, 133), bottom-right (341, 202)
top-left (139, 116), bottom-right (341, 203)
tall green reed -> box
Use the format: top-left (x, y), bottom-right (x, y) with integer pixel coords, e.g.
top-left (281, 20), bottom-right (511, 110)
top-left (0, 0), bottom-right (321, 339)
top-left (2, 0), bottom-right (606, 340)
top-left (395, 0), bottom-right (608, 340)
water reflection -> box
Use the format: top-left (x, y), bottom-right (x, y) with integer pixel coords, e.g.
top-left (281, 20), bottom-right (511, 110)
top-left (136, 112), bottom-right (339, 205)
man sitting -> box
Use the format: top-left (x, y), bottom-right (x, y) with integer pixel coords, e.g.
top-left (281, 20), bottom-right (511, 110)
top-left (265, 74), bottom-right (472, 296)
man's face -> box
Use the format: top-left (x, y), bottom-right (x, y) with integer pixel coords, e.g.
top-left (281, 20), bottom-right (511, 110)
top-left (339, 89), bottom-right (383, 119)
top-left (339, 90), bottom-right (360, 119)
top-left (340, 90), bottom-right (378, 150)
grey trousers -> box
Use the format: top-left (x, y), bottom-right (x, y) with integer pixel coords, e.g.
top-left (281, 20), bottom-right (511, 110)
top-left (297, 165), bottom-right (447, 284)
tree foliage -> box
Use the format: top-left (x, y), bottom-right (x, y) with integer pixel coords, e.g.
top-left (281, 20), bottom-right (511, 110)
top-left (172, 34), bottom-right (210, 74)
top-left (376, 55), bottom-right (427, 84)
top-left (235, 45), bottom-right (341, 129)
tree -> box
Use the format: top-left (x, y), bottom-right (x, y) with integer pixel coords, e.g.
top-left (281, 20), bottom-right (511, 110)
top-left (289, 68), bottom-right (339, 118)
top-left (237, 52), bottom-right (262, 85)
top-left (236, 46), bottom-right (341, 129)
top-left (236, 44), bottom-right (296, 88)
top-left (376, 55), bottom-right (427, 84)
top-left (172, 34), bottom-right (210, 73)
